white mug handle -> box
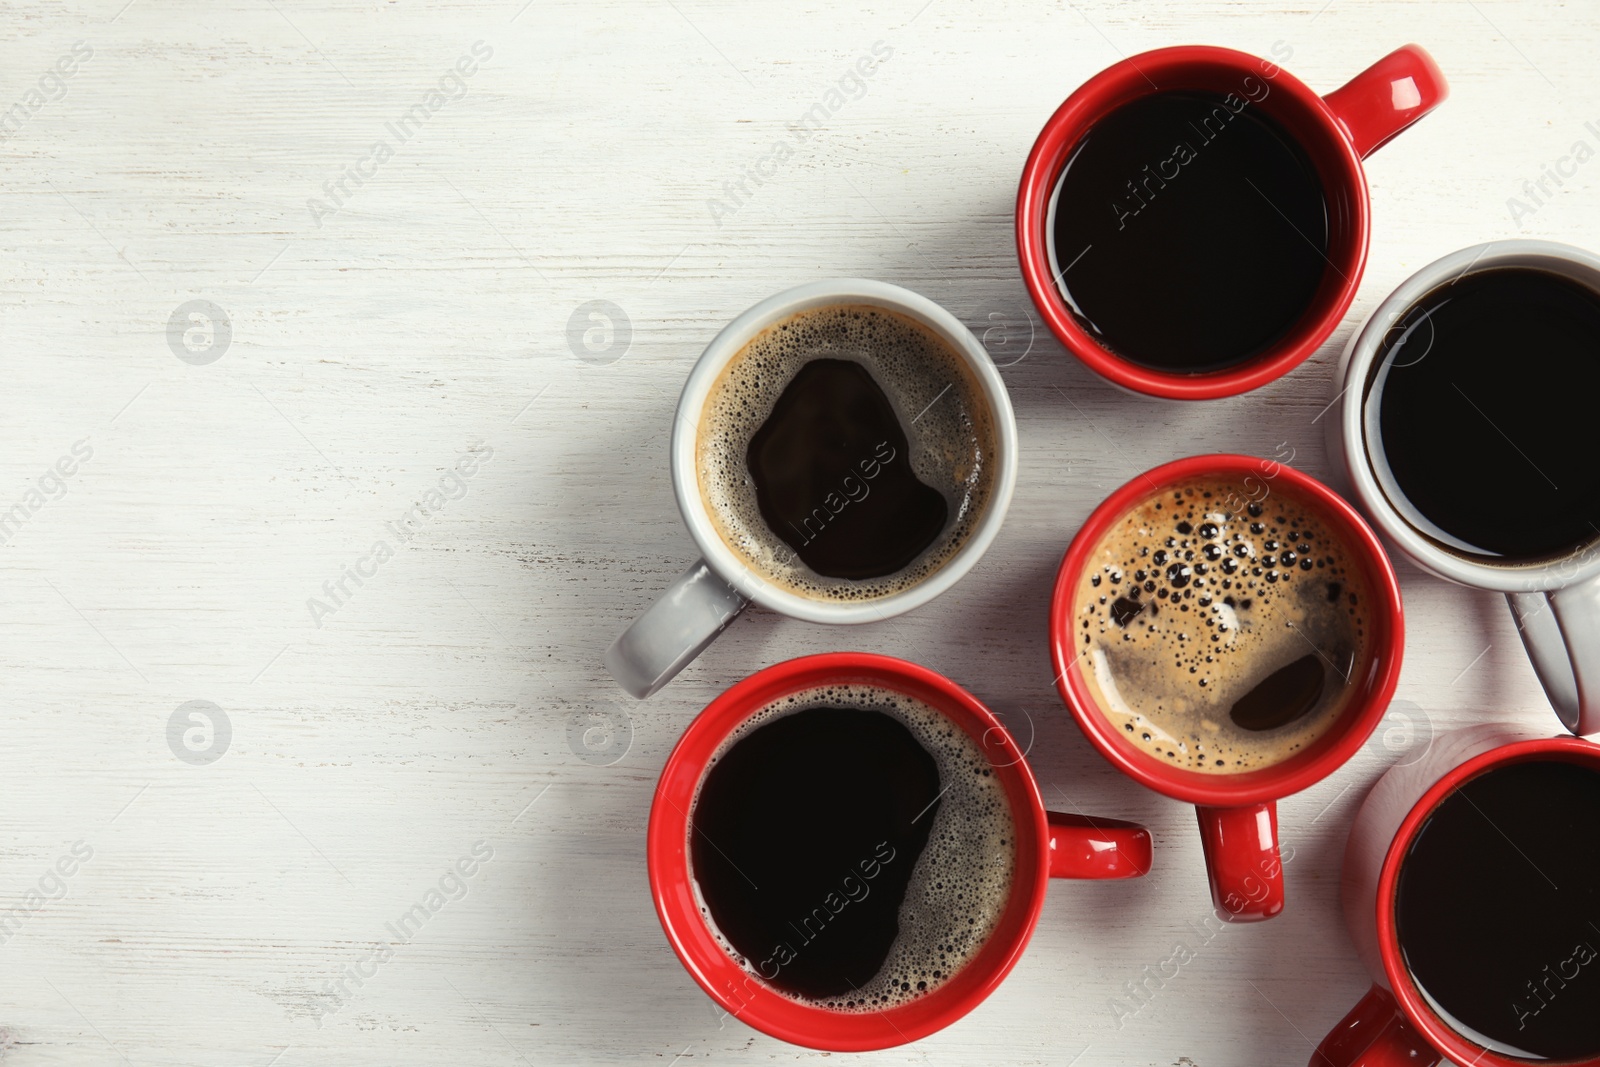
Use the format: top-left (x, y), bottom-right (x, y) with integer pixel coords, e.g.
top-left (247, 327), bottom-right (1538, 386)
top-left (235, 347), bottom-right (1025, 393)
top-left (605, 560), bottom-right (748, 699)
top-left (1509, 574), bottom-right (1600, 736)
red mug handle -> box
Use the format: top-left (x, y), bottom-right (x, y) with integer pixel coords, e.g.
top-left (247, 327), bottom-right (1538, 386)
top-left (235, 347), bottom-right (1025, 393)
top-left (1311, 985), bottom-right (1440, 1067)
top-left (1196, 802), bottom-right (1283, 922)
top-left (1046, 811), bottom-right (1152, 879)
top-left (1322, 44), bottom-right (1448, 158)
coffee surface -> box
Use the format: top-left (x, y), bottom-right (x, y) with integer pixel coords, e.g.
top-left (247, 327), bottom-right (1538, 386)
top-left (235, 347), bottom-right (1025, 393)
top-left (747, 359), bottom-right (948, 579)
top-left (1050, 89), bottom-right (1329, 372)
top-left (698, 305), bottom-right (997, 601)
top-left (689, 685), bottom-right (1015, 1010)
top-left (1396, 759), bottom-right (1600, 1060)
top-left (1071, 477), bottom-right (1369, 773)
top-left (1369, 266), bottom-right (1600, 560)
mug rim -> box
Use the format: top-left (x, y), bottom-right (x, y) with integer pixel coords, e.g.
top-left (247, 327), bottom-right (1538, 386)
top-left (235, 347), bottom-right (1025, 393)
top-left (1337, 239), bottom-right (1600, 594)
top-left (1049, 453), bottom-right (1405, 806)
top-left (1015, 44), bottom-right (1371, 400)
top-left (645, 652), bottom-right (1051, 1051)
top-left (670, 279), bottom-right (1020, 624)
top-left (1374, 734), bottom-right (1600, 1066)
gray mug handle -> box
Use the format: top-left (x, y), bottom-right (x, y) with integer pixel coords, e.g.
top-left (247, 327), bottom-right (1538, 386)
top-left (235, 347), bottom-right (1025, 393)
top-left (1509, 575), bottom-right (1600, 736)
top-left (605, 560), bottom-right (748, 699)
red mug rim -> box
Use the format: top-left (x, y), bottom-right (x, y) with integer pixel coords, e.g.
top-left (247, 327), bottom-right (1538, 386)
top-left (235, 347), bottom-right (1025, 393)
top-left (645, 652), bottom-right (1051, 1051)
top-left (1015, 45), bottom-right (1371, 400)
top-left (1374, 735), bottom-right (1600, 1066)
top-left (1049, 453), bottom-right (1404, 807)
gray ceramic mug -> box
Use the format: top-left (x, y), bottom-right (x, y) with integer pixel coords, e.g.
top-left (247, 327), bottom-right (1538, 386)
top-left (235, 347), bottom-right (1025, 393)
top-left (1328, 239), bottom-right (1600, 736)
top-left (605, 280), bottom-right (1019, 699)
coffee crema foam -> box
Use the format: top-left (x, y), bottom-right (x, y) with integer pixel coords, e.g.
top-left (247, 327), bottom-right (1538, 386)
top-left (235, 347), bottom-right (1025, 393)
top-left (691, 684), bottom-right (1016, 1011)
top-left (1072, 479), bottom-right (1370, 773)
top-left (696, 305), bottom-right (997, 601)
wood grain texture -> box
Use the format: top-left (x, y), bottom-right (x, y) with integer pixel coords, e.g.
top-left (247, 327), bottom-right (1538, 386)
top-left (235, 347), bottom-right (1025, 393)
top-left (1, 0), bottom-right (1596, 1063)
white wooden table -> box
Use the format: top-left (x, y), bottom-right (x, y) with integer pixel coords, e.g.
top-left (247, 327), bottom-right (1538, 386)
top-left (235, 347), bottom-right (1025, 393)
top-left (2, 1), bottom-right (1596, 1063)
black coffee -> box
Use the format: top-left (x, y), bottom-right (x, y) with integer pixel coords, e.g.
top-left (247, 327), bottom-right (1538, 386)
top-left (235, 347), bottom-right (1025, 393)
top-left (1395, 759), bottom-right (1600, 1060)
top-left (689, 686), bottom-right (1014, 1010)
top-left (693, 706), bottom-right (938, 999)
top-left (1369, 266), bottom-right (1600, 560)
top-left (697, 305), bottom-right (999, 602)
top-left (747, 359), bottom-right (947, 579)
top-left (1050, 89), bottom-right (1329, 372)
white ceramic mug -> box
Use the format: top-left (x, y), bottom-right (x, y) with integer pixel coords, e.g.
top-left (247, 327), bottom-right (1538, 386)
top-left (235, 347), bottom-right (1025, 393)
top-left (1317, 721), bottom-right (1600, 1066)
top-left (1329, 240), bottom-right (1600, 736)
top-left (605, 280), bottom-right (1019, 699)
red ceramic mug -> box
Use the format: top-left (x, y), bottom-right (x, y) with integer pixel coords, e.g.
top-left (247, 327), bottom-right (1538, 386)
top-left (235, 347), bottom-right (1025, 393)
top-left (1315, 724), bottom-right (1600, 1066)
top-left (647, 652), bottom-right (1152, 1051)
top-left (1050, 454), bottom-right (1403, 921)
top-left (1016, 44), bottom-right (1447, 399)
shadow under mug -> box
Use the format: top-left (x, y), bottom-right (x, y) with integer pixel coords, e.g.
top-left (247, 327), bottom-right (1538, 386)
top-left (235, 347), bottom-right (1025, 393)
top-left (647, 653), bottom-right (1152, 1051)
top-left (605, 280), bottom-right (1019, 699)
top-left (1050, 454), bottom-right (1404, 921)
top-left (1016, 43), bottom-right (1446, 399)
top-left (1315, 722), bottom-right (1600, 1067)
top-left (1329, 240), bottom-right (1600, 736)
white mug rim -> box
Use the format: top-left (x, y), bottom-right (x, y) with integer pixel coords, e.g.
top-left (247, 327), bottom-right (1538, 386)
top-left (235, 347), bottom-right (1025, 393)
top-left (669, 279), bottom-right (1020, 625)
top-left (1337, 239), bottom-right (1600, 594)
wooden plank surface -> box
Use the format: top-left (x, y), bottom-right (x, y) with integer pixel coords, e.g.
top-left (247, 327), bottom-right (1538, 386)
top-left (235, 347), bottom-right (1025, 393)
top-left (1, 0), bottom-right (1597, 1063)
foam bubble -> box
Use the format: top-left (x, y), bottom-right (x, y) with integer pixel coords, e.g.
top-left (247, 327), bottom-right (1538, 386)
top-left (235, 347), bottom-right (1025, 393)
top-left (692, 684), bottom-right (1016, 1011)
top-left (1072, 478), bottom-right (1371, 772)
top-left (696, 305), bottom-right (998, 601)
